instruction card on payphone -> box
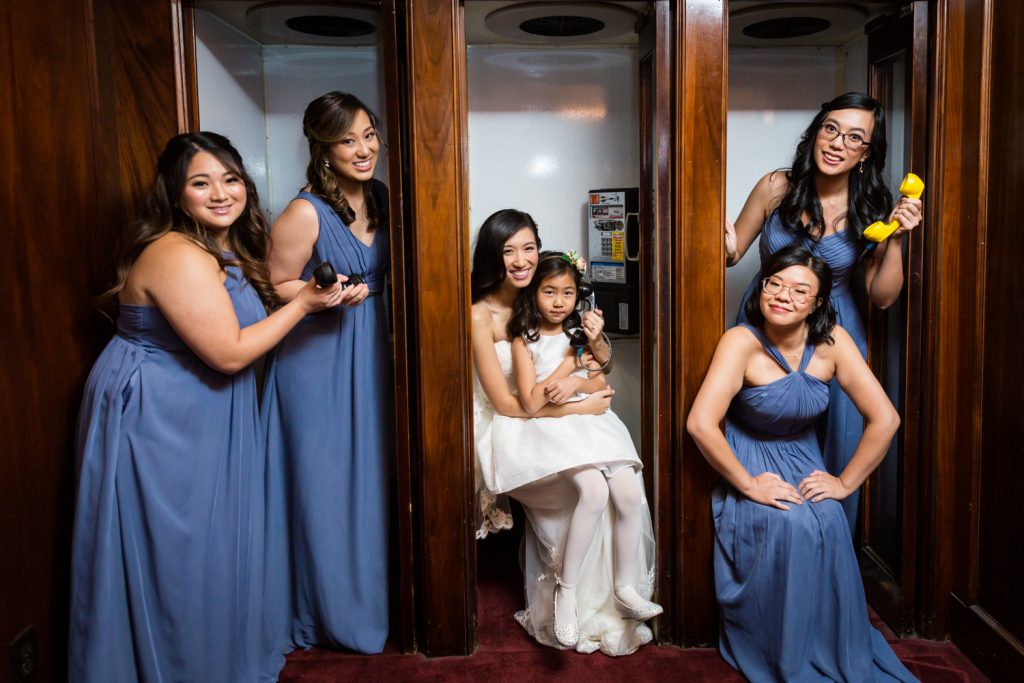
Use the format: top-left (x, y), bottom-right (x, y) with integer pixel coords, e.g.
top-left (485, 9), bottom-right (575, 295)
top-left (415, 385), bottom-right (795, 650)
top-left (588, 191), bottom-right (627, 285)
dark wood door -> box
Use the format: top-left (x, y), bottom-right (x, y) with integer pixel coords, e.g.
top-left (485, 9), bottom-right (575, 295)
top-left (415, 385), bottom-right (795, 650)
top-left (0, 0), bottom-right (182, 677)
top-left (638, 0), bottom-right (681, 644)
top-left (860, 0), bottom-right (929, 636)
top-left (919, 0), bottom-right (1024, 678)
top-left (937, 0), bottom-right (1024, 676)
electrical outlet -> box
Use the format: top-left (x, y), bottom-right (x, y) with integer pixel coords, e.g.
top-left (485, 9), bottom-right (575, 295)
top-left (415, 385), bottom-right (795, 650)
top-left (8, 625), bottom-right (37, 682)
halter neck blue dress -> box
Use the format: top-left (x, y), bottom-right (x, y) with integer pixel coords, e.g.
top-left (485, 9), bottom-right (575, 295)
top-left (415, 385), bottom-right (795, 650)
top-left (737, 211), bottom-right (868, 532)
top-left (262, 184), bottom-right (392, 666)
top-left (714, 324), bottom-right (916, 682)
top-left (70, 265), bottom-right (268, 683)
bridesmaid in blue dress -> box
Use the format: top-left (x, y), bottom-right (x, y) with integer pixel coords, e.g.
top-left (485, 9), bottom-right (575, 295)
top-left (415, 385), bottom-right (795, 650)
top-left (688, 246), bottom-right (917, 682)
top-left (70, 133), bottom-right (345, 683)
top-left (262, 91), bottom-right (392, 661)
top-left (726, 92), bottom-right (923, 533)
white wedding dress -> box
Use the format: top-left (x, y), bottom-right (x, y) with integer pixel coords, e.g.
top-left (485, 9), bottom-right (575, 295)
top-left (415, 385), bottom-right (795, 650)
top-left (474, 337), bottom-right (657, 656)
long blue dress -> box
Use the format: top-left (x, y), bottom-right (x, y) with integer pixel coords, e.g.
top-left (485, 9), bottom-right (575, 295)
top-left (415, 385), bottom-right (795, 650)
top-left (262, 185), bottom-right (392, 665)
top-left (70, 264), bottom-right (267, 683)
top-left (737, 211), bottom-right (867, 532)
top-left (714, 323), bottom-right (916, 683)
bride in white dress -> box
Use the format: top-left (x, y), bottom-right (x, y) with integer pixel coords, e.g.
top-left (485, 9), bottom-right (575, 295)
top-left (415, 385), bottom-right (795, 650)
top-left (470, 211), bottom-right (659, 656)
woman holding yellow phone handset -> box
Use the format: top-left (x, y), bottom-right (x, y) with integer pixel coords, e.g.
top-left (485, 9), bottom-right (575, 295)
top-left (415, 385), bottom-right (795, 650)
top-left (725, 92), bottom-right (923, 534)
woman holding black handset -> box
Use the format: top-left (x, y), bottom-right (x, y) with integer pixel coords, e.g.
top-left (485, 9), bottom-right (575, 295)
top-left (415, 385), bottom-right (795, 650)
top-left (725, 92), bottom-right (923, 534)
top-left (69, 132), bottom-right (344, 682)
top-left (471, 211), bottom-right (658, 656)
top-left (261, 91), bottom-right (393, 663)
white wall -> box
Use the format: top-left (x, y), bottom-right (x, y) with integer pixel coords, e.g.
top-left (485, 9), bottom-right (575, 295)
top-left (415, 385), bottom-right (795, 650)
top-left (195, 12), bottom-right (387, 221)
top-left (467, 45), bottom-right (642, 450)
top-left (727, 46), bottom-right (848, 322)
top-left (263, 45), bottom-right (387, 219)
top-left (467, 46), bottom-right (639, 254)
top-left (195, 10), bottom-right (270, 213)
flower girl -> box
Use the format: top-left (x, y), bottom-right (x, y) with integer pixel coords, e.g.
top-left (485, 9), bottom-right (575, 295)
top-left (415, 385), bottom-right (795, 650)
top-left (485, 250), bottom-right (662, 653)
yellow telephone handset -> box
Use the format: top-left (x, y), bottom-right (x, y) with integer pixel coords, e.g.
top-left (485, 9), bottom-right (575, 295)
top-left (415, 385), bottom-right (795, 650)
top-left (863, 172), bottom-right (925, 243)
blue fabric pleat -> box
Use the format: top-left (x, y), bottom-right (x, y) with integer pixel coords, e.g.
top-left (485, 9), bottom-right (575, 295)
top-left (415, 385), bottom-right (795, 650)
top-left (261, 186), bottom-right (393, 671)
top-left (736, 212), bottom-right (868, 532)
top-left (69, 266), bottom-right (268, 683)
top-left (713, 324), bottom-right (916, 682)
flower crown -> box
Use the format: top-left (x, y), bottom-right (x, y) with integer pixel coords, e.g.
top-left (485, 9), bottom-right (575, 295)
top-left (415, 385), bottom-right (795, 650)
top-left (560, 250), bottom-right (587, 275)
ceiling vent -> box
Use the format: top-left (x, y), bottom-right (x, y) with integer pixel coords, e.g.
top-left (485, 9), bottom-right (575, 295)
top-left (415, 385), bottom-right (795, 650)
top-left (245, 1), bottom-right (379, 45)
top-left (729, 2), bottom-right (869, 47)
top-left (519, 15), bottom-right (606, 38)
top-left (284, 14), bottom-right (376, 38)
top-left (484, 2), bottom-right (637, 44)
top-left (743, 17), bottom-right (831, 40)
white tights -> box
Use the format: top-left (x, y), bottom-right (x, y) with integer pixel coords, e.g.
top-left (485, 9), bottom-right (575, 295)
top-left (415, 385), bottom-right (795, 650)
top-left (554, 466), bottom-right (646, 624)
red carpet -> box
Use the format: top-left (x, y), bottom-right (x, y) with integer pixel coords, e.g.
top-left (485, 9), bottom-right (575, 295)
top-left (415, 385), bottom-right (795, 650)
top-left (279, 530), bottom-right (991, 682)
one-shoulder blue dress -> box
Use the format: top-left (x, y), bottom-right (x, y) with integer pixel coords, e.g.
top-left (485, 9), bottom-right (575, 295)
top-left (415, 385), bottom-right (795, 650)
top-left (70, 265), bottom-right (268, 683)
top-left (713, 323), bottom-right (916, 683)
top-left (737, 211), bottom-right (867, 532)
top-left (262, 185), bottom-right (392, 664)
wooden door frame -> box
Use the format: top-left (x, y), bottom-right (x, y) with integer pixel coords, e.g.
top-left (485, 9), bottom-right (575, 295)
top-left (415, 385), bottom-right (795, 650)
top-left (401, 0), bottom-right (729, 652)
top-left (672, 0), bottom-right (728, 647)
top-left (175, 0), bottom-right (730, 655)
top-left (860, 0), bottom-right (929, 636)
top-left (922, 0), bottom-right (1024, 678)
top-left (173, 0), bottom-right (422, 653)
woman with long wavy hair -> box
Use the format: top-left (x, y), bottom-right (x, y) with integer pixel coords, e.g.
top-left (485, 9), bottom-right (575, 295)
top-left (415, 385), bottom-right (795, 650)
top-left (261, 91), bottom-right (393, 663)
top-left (725, 92), bottom-right (923, 533)
top-left (471, 210), bottom-right (658, 656)
top-left (689, 246), bottom-right (916, 682)
top-left (69, 132), bottom-right (344, 682)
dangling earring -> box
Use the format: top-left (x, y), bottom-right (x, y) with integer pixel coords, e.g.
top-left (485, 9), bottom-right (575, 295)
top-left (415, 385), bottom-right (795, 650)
top-left (324, 159), bottom-right (330, 169)
top-left (859, 159), bottom-right (865, 174)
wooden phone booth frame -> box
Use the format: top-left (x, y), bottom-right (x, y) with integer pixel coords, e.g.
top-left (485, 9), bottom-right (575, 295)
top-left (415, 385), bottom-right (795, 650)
top-left (174, 0), bottom-right (728, 656)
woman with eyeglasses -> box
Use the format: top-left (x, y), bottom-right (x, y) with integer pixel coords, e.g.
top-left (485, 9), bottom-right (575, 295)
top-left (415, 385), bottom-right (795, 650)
top-left (724, 92), bottom-right (923, 534)
top-left (688, 245), bottom-right (917, 682)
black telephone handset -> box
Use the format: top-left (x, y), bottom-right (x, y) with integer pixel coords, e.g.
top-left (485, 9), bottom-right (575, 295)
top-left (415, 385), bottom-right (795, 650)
top-left (565, 281), bottom-right (612, 372)
top-left (313, 261), bottom-right (365, 289)
top-left (313, 262), bottom-right (337, 288)
top-left (567, 282), bottom-right (595, 351)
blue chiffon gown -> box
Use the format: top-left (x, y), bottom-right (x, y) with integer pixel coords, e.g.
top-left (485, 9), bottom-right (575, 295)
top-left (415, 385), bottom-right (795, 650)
top-left (262, 185), bottom-right (392, 666)
top-left (714, 323), bottom-right (916, 683)
top-left (70, 265), bottom-right (268, 683)
top-left (737, 211), bottom-right (867, 532)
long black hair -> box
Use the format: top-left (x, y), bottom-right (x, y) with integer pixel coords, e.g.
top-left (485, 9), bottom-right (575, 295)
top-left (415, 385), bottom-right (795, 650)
top-left (303, 91), bottom-right (384, 229)
top-left (470, 209), bottom-right (541, 302)
top-left (507, 251), bottom-right (583, 343)
top-left (744, 245), bottom-right (837, 346)
top-left (99, 132), bottom-right (278, 312)
top-left (776, 92), bottom-right (893, 242)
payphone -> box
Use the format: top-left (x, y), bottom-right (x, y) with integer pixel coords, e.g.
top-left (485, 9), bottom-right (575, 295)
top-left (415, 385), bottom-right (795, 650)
top-left (586, 187), bottom-right (640, 335)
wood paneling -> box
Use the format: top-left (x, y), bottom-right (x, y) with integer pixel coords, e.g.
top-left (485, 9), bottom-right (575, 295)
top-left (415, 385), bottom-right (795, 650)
top-left (861, 1), bottom-right (929, 636)
top-left (638, 0), bottom-right (679, 645)
top-left (403, 0), bottom-right (476, 657)
top-left (919, 0), bottom-right (988, 640)
top-left (0, 0), bottom-right (179, 679)
top-left (943, 0), bottom-right (1024, 676)
top-left (977, 0), bottom-right (1024, 644)
top-left (380, 0), bottom-right (418, 654)
top-left (674, 0), bottom-right (727, 647)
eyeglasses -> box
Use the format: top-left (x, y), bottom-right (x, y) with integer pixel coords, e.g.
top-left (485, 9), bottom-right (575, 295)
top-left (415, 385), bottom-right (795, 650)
top-left (761, 278), bottom-right (816, 304)
top-left (817, 122), bottom-right (870, 151)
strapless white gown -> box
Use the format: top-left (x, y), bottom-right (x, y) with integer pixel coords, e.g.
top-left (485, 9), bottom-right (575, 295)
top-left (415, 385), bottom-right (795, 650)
top-left (473, 337), bottom-right (656, 656)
